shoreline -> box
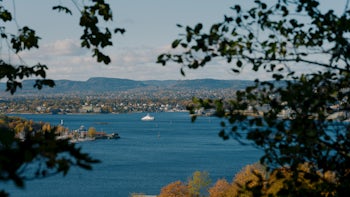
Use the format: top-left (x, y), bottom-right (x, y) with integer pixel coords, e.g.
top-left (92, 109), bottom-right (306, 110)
top-left (5, 110), bottom-right (189, 115)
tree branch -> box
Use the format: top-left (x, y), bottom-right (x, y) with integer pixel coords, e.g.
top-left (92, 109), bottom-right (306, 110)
top-left (241, 55), bottom-right (350, 72)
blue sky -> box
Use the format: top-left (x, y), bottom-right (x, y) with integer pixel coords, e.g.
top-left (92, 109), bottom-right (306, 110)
top-left (1, 0), bottom-right (346, 81)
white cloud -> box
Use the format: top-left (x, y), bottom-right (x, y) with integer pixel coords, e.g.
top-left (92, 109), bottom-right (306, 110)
top-left (8, 39), bottom-right (327, 82)
top-left (49, 39), bottom-right (86, 56)
top-left (43, 44), bottom-right (281, 81)
top-left (9, 40), bottom-right (242, 81)
top-left (18, 39), bottom-right (86, 60)
top-left (111, 46), bottom-right (161, 66)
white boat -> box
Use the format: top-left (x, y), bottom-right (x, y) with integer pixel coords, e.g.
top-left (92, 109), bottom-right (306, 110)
top-left (141, 113), bottom-right (155, 121)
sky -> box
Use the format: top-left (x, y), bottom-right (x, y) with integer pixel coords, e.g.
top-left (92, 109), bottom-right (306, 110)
top-left (0, 0), bottom-right (346, 81)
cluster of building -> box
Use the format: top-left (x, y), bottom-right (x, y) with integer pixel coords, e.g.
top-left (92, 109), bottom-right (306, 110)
top-left (56, 125), bottom-right (120, 143)
top-left (0, 98), bottom-right (189, 114)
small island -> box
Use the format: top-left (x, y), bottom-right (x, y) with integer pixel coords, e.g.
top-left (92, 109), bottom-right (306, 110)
top-left (56, 125), bottom-right (120, 143)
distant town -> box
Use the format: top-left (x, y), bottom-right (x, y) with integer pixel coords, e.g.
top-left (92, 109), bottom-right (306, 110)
top-left (0, 78), bottom-right (348, 121)
top-left (0, 90), bottom-right (238, 114)
top-left (0, 94), bottom-right (190, 114)
top-left (0, 78), bottom-right (241, 114)
top-left (0, 90), bottom-right (234, 114)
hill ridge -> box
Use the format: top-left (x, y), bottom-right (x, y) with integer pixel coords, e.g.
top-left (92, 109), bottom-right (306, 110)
top-left (0, 77), bottom-right (254, 96)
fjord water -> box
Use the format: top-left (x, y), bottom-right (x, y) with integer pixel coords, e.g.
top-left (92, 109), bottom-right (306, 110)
top-left (5, 112), bottom-right (261, 196)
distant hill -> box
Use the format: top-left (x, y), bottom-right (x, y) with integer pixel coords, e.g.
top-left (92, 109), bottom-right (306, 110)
top-left (0, 77), bottom-right (254, 96)
top-left (170, 79), bottom-right (253, 90)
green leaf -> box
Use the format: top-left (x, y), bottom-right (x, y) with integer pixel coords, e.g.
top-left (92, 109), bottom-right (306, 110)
top-left (272, 73), bottom-right (284, 80)
top-left (248, 32), bottom-right (254, 40)
top-left (114, 28), bottom-right (125, 34)
top-left (237, 60), bottom-right (243, 67)
top-left (194, 23), bottom-right (203, 34)
top-left (232, 68), bottom-right (240, 73)
top-left (180, 68), bottom-right (185, 76)
top-left (0, 6), bottom-right (12, 22)
top-left (52, 5), bottom-right (72, 15)
top-left (171, 39), bottom-right (181, 48)
top-left (233, 5), bottom-right (241, 13)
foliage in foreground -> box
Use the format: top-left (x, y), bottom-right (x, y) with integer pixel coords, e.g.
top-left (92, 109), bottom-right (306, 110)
top-left (159, 162), bottom-right (338, 197)
top-left (158, 0), bottom-right (350, 195)
top-left (0, 0), bottom-right (124, 94)
top-left (0, 0), bottom-right (123, 195)
top-left (0, 115), bottom-right (99, 196)
top-left (158, 171), bottom-right (211, 197)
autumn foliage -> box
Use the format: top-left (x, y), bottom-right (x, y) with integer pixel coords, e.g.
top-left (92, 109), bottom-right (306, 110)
top-left (158, 181), bottom-right (190, 197)
top-left (208, 179), bottom-right (231, 197)
top-left (159, 162), bottom-right (339, 197)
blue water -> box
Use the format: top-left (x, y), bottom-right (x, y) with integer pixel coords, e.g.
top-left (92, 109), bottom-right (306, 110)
top-left (3, 112), bottom-right (261, 196)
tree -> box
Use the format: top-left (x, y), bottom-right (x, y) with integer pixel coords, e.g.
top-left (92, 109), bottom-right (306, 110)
top-left (0, 1), bottom-right (123, 196)
top-left (188, 171), bottom-right (211, 197)
top-left (159, 171), bottom-right (211, 197)
top-left (87, 127), bottom-right (97, 138)
top-left (262, 162), bottom-right (338, 196)
top-left (208, 178), bottom-right (231, 197)
top-left (158, 0), bottom-right (350, 195)
top-left (158, 180), bottom-right (190, 197)
top-left (231, 163), bottom-right (267, 197)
